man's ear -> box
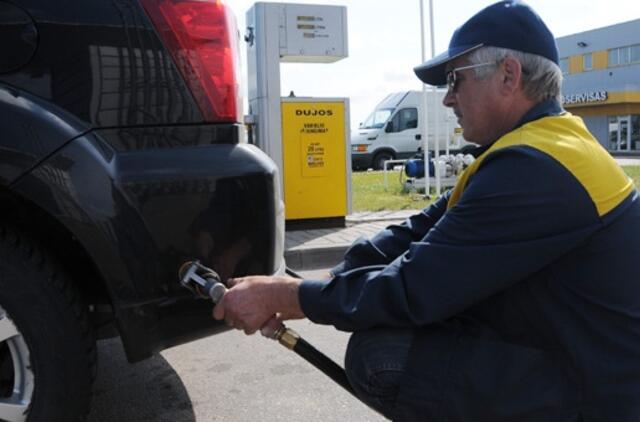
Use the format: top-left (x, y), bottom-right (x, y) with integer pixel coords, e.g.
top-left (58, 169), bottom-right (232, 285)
top-left (500, 57), bottom-right (523, 94)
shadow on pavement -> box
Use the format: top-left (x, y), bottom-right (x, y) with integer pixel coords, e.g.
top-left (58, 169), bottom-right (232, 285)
top-left (87, 338), bottom-right (195, 422)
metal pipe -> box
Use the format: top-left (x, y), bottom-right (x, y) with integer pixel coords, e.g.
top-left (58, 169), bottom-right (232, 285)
top-left (419, 0), bottom-right (430, 197)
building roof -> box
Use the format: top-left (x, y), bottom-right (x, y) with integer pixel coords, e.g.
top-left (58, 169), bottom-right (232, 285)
top-left (556, 18), bottom-right (640, 57)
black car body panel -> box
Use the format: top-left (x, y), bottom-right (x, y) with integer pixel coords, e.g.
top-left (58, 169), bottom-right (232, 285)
top-left (0, 0), bottom-right (284, 362)
top-left (1, 0), bottom-right (202, 127)
top-left (0, 84), bottom-right (89, 184)
top-left (0, 1), bottom-right (38, 74)
top-left (96, 123), bottom-right (240, 151)
top-left (11, 134), bottom-right (281, 361)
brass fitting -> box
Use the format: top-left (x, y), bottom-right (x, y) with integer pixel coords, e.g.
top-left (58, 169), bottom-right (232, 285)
top-left (275, 327), bottom-right (300, 350)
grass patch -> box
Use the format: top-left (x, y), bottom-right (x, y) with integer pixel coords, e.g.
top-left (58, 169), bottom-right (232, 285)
top-left (352, 165), bottom-right (640, 213)
top-left (624, 165), bottom-right (640, 187)
top-left (352, 170), bottom-right (432, 212)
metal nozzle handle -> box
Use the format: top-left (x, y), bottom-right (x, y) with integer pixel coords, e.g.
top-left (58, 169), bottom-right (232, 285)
top-left (179, 260), bottom-right (226, 302)
top-left (207, 280), bottom-right (227, 303)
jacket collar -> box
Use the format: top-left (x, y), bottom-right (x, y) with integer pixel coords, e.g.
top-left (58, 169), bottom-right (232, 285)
top-left (469, 98), bottom-right (564, 157)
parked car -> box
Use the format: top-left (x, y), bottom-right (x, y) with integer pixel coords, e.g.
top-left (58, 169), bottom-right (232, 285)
top-left (0, 0), bottom-right (285, 420)
top-left (351, 90), bottom-right (471, 170)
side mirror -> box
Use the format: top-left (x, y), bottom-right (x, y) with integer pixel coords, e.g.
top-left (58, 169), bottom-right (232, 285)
top-left (359, 122), bottom-right (363, 128)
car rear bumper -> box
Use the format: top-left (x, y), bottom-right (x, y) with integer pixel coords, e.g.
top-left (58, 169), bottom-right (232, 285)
top-left (12, 130), bottom-right (285, 361)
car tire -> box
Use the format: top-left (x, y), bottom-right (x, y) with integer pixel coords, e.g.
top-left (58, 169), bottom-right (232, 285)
top-left (0, 226), bottom-right (96, 422)
top-left (373, 151), bottom-right (394, 170)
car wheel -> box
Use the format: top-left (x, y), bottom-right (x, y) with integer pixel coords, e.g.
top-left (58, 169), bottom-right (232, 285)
top-left (0, 227), bottom-right (96, 422)
top-left (373, 152), bottom-right (394, 170)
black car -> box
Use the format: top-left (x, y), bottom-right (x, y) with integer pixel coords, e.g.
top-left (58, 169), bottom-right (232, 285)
top-left (0, 0), bottom-right (284, 420)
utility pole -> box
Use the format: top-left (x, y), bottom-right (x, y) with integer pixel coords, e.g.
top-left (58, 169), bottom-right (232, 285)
top-left (419, 0), bottom-right (436, 197)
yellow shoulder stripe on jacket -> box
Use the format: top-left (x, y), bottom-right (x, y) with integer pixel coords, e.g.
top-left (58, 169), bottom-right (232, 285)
top-left (448, 113), bottom-right (634, 217)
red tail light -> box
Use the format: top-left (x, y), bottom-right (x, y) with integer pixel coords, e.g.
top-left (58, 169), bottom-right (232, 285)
top-left (141, 0), bottom-right (242, 123)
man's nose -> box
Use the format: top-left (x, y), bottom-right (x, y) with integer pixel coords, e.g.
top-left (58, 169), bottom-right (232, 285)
top-left (443, 89), bottom-right (455, 108)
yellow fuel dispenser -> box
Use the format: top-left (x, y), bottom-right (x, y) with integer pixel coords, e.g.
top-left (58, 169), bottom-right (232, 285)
top-left (281, 98), bottom-right (351, 225)
top-left (245, 2), bottom-right (350, 227)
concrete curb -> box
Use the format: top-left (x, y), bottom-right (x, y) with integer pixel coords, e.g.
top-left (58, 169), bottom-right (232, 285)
top-left (346, 211), bottom-right (416, 224)
top-left (284, 217), bottom-right (411, 271)
top-left (285, 244), bottom-right (349, 271)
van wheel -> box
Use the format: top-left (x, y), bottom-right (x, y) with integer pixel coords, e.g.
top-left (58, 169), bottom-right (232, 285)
top-left (373, 152), bottom-right (394, 170)
top-left (0, 227), bottom-right (96, 422)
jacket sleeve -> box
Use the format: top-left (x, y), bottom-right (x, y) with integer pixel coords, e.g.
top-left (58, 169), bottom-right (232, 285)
top-left (300, 147), bottom-right (601, 331)
top-left (330, 190), bottom-right (451, 275)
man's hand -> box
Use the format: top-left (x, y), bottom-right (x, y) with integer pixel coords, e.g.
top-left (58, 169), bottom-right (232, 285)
top-left (212, 275), bottom-right (304, 335)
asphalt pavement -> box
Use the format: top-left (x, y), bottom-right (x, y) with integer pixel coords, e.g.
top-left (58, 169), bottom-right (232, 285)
top-left (87, 268), bottom-right (385, 422)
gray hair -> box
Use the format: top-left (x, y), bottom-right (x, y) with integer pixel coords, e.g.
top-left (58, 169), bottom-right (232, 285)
top-left (466, 46), bottom-right (563, 103)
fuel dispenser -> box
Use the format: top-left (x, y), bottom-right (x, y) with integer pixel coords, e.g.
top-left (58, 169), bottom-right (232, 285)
top-left (281, 97), bottom-right (349, 222)
top-left (245, 2), bottom-right (350, 227)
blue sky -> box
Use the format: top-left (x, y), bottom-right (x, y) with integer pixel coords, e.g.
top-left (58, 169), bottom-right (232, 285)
top-left (228, 0), bottom-right (638, 129)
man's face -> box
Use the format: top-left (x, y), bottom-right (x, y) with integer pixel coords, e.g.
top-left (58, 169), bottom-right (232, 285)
top-left (442, 56), bottom-right (503, 145)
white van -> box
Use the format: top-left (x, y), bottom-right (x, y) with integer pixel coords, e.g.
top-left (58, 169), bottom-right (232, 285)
top-left (351, 90), bottom-right (469, 170)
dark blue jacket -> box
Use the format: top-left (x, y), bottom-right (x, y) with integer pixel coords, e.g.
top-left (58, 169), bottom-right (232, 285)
top-left (299, 100), bottom-right (640, 421)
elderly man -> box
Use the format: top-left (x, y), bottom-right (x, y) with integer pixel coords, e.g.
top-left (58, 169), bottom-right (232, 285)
top-left (214, 1), bottom-right (640, 420)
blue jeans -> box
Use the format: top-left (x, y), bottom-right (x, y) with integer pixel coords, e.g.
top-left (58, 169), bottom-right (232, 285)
top-left (344, 327), bottom-right (414, 420)
top-left (344, 324), bottom-right (585, 422)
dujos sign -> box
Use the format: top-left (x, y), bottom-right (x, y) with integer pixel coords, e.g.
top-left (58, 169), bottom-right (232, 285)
top-left (562, 90), bottom-right (608, 105)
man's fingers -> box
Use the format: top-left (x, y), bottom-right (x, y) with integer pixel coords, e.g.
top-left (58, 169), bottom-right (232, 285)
top-left (210, 276), bottom-right (301, 336)
top-left (226, 277), bottom-right (245, 288)
top-left (212, 302), bottom-right (225, 320)
top-left (260, 315), bottom-right (283, 339)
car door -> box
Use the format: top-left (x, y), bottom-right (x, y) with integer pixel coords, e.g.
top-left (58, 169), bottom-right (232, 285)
top-left (383, 107), bottom-right (420, 158)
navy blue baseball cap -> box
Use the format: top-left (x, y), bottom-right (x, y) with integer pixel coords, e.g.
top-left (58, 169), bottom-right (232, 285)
top-left (414, 1), bottom-right (558, 86)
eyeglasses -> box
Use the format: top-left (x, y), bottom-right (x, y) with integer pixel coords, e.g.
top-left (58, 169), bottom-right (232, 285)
top-left (445, 62), bottom-right (496, 93)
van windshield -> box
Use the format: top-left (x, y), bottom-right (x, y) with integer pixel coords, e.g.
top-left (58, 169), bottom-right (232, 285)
top-left (361, 108), bottom-right (393, 129)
